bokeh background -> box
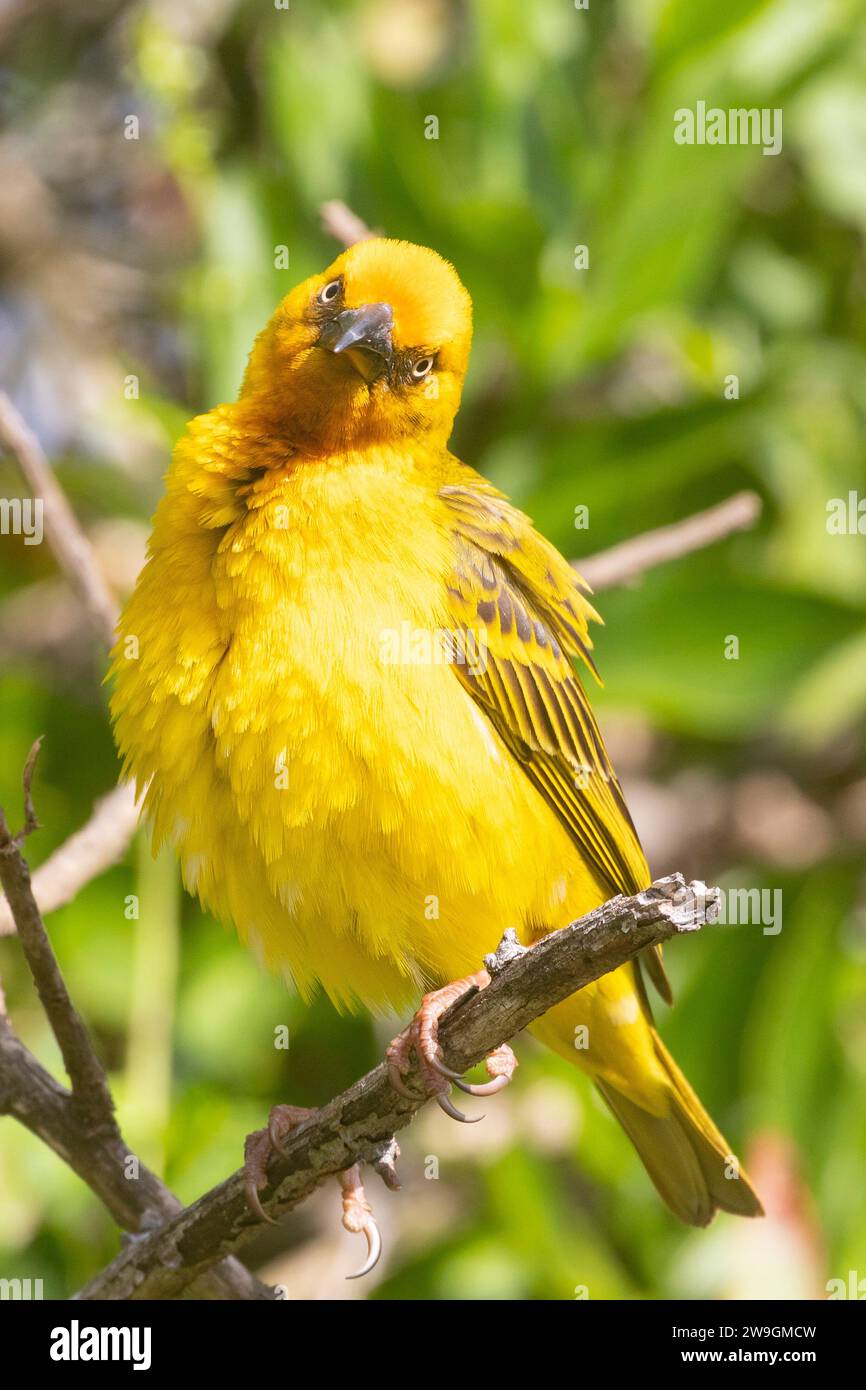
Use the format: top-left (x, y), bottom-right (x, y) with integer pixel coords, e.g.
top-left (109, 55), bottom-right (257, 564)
top-left (1, 0), bottom-right (865, 1300)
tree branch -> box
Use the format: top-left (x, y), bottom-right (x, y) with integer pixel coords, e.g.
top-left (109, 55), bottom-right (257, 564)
top-left (75, 872), bottom-right (718, 1300)
top-left (578, 491), bottom-right (762, 592)
top-left (319, 200), bottom-right (375, 247)
top-left (0, 756), bottom-right (275, 1300)
top-left (0, 742), bottom-right (116, 1131)
top-left (0, 1019), bottom-right (274, 1300)
top-left (0, 782), bottom-right (139, 937)
top-left (0, 391), bottom-right (118, 644)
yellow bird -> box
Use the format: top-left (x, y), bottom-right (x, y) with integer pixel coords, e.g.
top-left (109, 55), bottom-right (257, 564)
top-left (110, 238), bottom-right (761, 1267)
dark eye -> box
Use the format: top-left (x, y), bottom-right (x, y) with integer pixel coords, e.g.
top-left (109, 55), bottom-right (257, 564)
top-left (318, 279), bottom-right (342, 305)
top-left (411, 355), bottom-right (435, 379)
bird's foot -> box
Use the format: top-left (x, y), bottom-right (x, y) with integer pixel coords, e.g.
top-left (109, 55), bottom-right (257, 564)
top-left (386, 969), bottom-right (518, 1121)
top-left (243, 1104), bottom-right (386, 1279)
top-left (339, 1164), bottom-right (383, 1280)
top-left (243, 1104), bottom-right (316, 1224)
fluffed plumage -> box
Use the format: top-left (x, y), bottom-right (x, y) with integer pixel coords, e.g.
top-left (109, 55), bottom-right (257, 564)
top-left (110, 237), bottom-right (762, 1226)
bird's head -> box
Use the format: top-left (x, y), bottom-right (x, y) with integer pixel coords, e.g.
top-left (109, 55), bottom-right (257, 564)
top-left (241, 238), bottom-right (473, 452)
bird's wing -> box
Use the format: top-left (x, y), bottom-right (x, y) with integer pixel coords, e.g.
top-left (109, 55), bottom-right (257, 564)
top-left (440, 465), bottom-right (672, 1004)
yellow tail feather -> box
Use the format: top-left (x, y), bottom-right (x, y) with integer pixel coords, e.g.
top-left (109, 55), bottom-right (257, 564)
top-left (597, 1032), bottom-right (764, 1225)
top-left (531, 973), bottom-right (763, 1225)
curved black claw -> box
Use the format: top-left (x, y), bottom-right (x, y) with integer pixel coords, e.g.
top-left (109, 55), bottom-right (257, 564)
top-left (435, 1089), bottom-right (483, 1123)
top-left (431, 1043), bottom-right (517, 1102)
top-left (452, 1073), bottom-right (511, 1097)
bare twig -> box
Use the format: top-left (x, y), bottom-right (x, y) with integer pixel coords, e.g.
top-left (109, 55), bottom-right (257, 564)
top-left (75, 872), bottom-right (718, 1300)
top-left (0, 782), bottom-right (139, 937)
top-left (16, 735), bottom-right (42, 847)
top-left (320, 200), bottom-right (376, 248)
top-left (0, 1019), bottom-right (274, 1299)
top-left (0, 1014), bottom-right (158, 1229)
top-left (0, 392), bottom-right (118, 643)
top-left (0, 757), bottom-right (275, 1300)
top-left (579, 491), bottom-right (762, 592)
top-left (0, 741), bottom-right (117, 1132)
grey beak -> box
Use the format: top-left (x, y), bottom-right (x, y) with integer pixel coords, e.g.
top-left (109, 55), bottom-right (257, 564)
top-left (318, 303), bottom-right (394, 381)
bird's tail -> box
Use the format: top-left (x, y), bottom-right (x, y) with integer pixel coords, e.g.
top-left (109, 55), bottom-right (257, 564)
top-left (530, 975), bottom-right (763, 1226)
top-left (595, 1033), bottom-right (764, 1225)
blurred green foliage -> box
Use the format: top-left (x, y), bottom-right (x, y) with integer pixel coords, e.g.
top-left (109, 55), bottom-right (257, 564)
top-left (1, 0), bottom-right (865, 1300)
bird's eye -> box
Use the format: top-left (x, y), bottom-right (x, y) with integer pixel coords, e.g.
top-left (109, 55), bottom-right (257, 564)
top-left (411, 355), bottom-right (435, 379)
top-left (318, 279), bottom-right (342, 305)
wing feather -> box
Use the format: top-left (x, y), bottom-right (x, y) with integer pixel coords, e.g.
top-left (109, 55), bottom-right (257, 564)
top-left (440, 467), bottom-right (672, 1004)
